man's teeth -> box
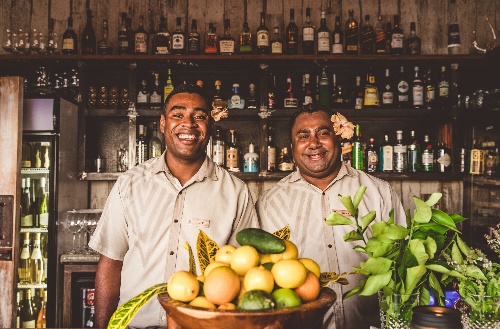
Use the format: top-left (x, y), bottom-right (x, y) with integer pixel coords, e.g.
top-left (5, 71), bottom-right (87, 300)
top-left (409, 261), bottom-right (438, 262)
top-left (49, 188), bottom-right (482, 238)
top-left (178, 134), bottom-right (196, 140)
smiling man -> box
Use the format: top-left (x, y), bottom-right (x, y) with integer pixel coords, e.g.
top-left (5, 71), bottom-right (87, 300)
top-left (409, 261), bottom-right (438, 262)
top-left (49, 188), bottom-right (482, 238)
top-left (89, 84), bottom-right (258, 328)
top-left (256, 103), bottom-right (406, 329)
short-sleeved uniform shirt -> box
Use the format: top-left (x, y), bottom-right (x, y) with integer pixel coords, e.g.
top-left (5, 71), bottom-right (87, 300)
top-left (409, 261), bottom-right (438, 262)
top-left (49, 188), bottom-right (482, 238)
top-left (89, 154), bottom-right (259, 328)
top-left (256, 164), bottom-right (406, 329)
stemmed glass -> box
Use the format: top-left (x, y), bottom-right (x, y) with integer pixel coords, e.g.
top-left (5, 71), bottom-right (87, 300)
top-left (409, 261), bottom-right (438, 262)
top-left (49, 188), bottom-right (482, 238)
top-left (84, 211), bottom-right (100, 254)
top-left (66, 211), bottom-right (82, 254)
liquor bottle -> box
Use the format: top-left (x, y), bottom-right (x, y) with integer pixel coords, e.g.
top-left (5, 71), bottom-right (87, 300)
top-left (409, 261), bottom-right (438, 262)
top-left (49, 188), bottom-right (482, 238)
top-left (212, 80), bottom-right (227, 109)
top-left (219, 19), bottom-right (235, 55)
top-left (318, 67), bottom-right (329, 107)
top-left (134, 15), bottom-right (148, 54)
top-left (422, 135), bottom-right (434, 172)
top-left (22, 142), bottom-right (32, 168)
top-left (163, 69), bottom-right (174, 102)
top-left (407, 130), bottom-right (421, 172)
top-left (154, 16), bottom-right (171, 55)
top-left (243, 143), bottom-right (259, 173)
top-left (38, 177), bottom-right (48, 229)
top-left (246, 83), bottom-right (257, 109)
top-left (227, 83), bottom-right (245, 109)
top-left (390, 15), bottom-right (404, 55)
top-left (363, 67), bottom-right (379, 108)
top-left (47, 18), bottom-right (59, 54)
top-left (317, 11), bottom-right (330, 55)
top-left (285, 9), bottom-right (298, 54)
top-left (97, 19), bottom-right (113, 55)
top-left (256, 12), bottom-right (269, 54)
top-left (136, 125), bottom-right (147, 165)
top-left (278, 147), bottom-right (294, 172)
top-left (30, 232), bottom-right (43, 284)
top-left (187, 19), bottom-right (200, 54)
top-left (267, 73), bottom-right (278, 109)
top-left (397, 66), bottom-right (410, 108)
top-left (239, 21), bottom-right (253, 54)
top-left (381, 68), bottom-right (394, 108)
top-left (302, 7), bottom-right (315, 54)
top-left (118, 13), bottom-right (130, 54)
top-left (447, 23), bottom-right (461, 55)
top-left (36, 290), bottom-right (47, 328)
top-left (21, 178), bottom-right (33, 228)
top-left (41, 233), bottom-right (48, 283)
top-left (449, 63), bottom-right (459, 111)
top-left (212, 126), bottom-right (225, 166)
top-left (341, 137), bottom-right (352, 167)
top-left (437, 66), bottom-right (449, 110)
top-left (379, 134), bottom-right (393, 172)
top-left (271, 26), bottom-right (282, 54)
top-left (226, 130), bottom-right (240, 172)
top-left (81, 9), bottom-right (96, 54)
top-left (204, 23), bottom-right (217, 54)
top-left (393, 130), bottom-right (407, 172)
top-left (352, 124), bottom-right (365, 170)
top-left (424, 67), bottom-right (436, 110)
top-left (17, 291), bottom-right (21, 328)
top-left (436, 142), bottom-right (452, 172)
top-left (385, 22), bottom-right (392, 54)
top-left (266, 125), bottom-right (276, 172)
top-left (352, 76), bottom-right (363, 110)
top-left (283, 75), bottom-right (298, 108)
top-left (331, 74), bottom-right (345, 109)
top-left (303, 74), bottom-right (313, 105)
top-left (85, 305), bottom-right (95, 328)
top-left (360, 14), bottom-right (375, 54)
top-left (150, 73), bottom-right (162, 107)
top-left (136, 79), bottom-right (150, 107)
top-left (20, 288), bottom-right (36, 328)
top-left (344, 9), bottom-right (359, 55)
top-left (148, 122), bottom-right (163, 159)
top-left (62, 17), bottom-right (78, 55)
top-left (331, 16), bottom-right (344, 54)
top-left (19, 232), bottom-right (31, 284)
top-left (405, 22), bottom-right (421, 55)
top-left (171, 17), bottom-right (185, 55)
top-left (374, 15), bottom-right (385, 54)
top-left (412, 66), bottom-right (424, 109)
top-left (366, 137), bottom-right (378, 172)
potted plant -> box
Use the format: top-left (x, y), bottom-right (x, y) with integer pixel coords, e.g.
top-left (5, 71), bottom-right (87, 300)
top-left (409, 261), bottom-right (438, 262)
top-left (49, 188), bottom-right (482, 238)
top-left (326, 186), bottom-right (468, 329)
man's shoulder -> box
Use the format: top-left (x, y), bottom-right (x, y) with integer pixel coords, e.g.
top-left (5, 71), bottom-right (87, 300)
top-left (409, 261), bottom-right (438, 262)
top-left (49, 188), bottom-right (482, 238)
top-left (212, 165), bottom-right (250, 190)
top-left (345, 166), bottom-right (392, 190)
top-left (258, 172), bottom-right (296, 200)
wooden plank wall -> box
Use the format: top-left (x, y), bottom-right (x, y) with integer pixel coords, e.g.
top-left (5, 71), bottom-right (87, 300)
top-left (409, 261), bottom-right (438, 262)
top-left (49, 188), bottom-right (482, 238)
top-left (0, 0), bottom-right (498, 55)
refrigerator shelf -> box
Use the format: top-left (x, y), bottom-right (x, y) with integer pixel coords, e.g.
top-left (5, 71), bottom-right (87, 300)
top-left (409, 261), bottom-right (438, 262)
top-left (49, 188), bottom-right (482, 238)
top-left (20, 227), bottom-right (48, 233)
top-left (21, 168), bottom-right (50, 175)
top-left (17, 283), bottom-right (47, 289)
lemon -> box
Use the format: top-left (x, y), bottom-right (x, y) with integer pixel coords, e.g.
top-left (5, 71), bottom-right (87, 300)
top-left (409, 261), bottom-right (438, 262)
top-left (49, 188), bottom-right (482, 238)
top-left (238, 290), bottom-right (275, 310)
top-left (203, 261), bottom-right (229, 277)
top-left (243, 266), bottom-right (275, 293)
top-left (189, 296), bottom-right (216, 309)
top-left (230, 245), bottom-right (260, 276)
top-left (260, 253), bottom-right (272, 264)
top-left (215, 245), bottom-right (237, 265)
top-left (298, 258), bottom-right (321, 278)
top-left (218, 302), bottom-right (237, 310)
top-left (167, 270), bottom-right (200, 302)
top-left (270, 240), bottom-right (299, 263)
top-left (271, 259), bottom-right (307, 289)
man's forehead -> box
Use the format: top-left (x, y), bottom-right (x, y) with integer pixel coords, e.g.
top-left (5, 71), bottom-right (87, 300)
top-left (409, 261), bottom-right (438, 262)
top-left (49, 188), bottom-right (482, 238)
top-left (294, 112), bottom-right (331, 130)
top-left (166, 93), bottom-right (209, 112)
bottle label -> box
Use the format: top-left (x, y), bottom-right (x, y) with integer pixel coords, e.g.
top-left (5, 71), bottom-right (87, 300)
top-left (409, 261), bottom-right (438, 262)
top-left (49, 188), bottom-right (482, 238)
top-left (332, 43), bottom-right (343, 54)
top-left (212, 144), bottom-right (225, 165)
top-left (226, 149), bottom-right (239, 169)
top-left (188, 36), bottom-right (199, 52)
top-left (21, 215), bottom-right (33, 228)
top-left (278, 162), bottom-right (294, 171)
top-left (172, 34), bottom-right (184, 49)
top-left (156, 46), bottom-right (169, 54)
top-left (355, 96), bottom-right (363, 109)
top-left (413, 85), bottom-right (424, 105)
top-left (439, 85), bottom-right (449, 97)
top-left (398, 81), bottom-right (409, 93)
top-left (437, 153), bottom-right (451, 167)
top-left (137, 92), bottom-right (148, 104)
top-left (304, 95), bottom-right (313, 105)
top-left (422, 152), bottom-right (434, 166)
top-left (267, 147), bottom-right (276, 170)
top-left (284, 98), bottom-right (298, 108)
top-left (364, 87), bottom-right (379, 106)
top-left (22, 320), bottom-right (36, 327)
top-left (271, 42), bottom-right (282, 53)
top-left (62, 38), bottom-right (74, 50)
top-left (257, 31), bottom-right (269, 47)
top-left (391, 33), bottom-right (404, 48)
top-left (426, 89), bottom-right (435, 103)
top-left (230, 95), bottom-right (241, 107)
top-left (383, 146), bottom-right (394, 171)
top-left (303, 27), bottom-right (314, 41)
top-left (39, 213), bottom-right (49, 227)
top-left (243, 158), bottom-right (259, 173)
top-left (317, 32), bottom-right (330, 52)
top-left (164, 86), bottom-right (174, 102)
top-left (150, 91), bottom-right (162, 104)
top-left (135, 33), bottom-right (147, 53)
top-left (367, 151), bottom-right (378, 172)
top-left (219, 40), bottom-right (235, 53)
top-left (22, 160), bottom-right (32, 168)
top-left (20, 245), bottom-right (30, 259)
top-left (382, 91), bottom-right (394, 105)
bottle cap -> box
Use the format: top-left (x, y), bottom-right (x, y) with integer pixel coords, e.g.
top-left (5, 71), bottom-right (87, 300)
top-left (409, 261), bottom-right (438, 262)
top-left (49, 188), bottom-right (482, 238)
top-left (249, 143), bottom-right (255, 153)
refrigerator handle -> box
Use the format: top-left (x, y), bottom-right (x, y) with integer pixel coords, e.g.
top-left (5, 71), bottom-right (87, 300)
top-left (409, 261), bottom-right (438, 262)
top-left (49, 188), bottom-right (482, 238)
top-left (0, 195), bottom-right (14, 255)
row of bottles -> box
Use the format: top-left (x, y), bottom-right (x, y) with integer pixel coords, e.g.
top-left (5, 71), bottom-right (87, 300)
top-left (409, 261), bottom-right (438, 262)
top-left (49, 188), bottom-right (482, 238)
top-left (345, 126), bottom-right (452, 173)
top-left (465, 138), bottom-right (499, 177)
top-left (20, 177), bottom-right (49, 229)
top-left (206, 126), bottom-right (294, 173)
top-left (135, 122), bottom-right (165, 165)
top-left (21, 143), bottom-right (51, 169)
top-left (17, 288), bottom-right (47, 328)
top-left (18, 232), bottom-right (48, 286)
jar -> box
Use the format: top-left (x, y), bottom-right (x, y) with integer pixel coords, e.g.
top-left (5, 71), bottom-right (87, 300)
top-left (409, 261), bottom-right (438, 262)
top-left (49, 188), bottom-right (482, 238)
top-left (410, 306), bottom-right (463, 329)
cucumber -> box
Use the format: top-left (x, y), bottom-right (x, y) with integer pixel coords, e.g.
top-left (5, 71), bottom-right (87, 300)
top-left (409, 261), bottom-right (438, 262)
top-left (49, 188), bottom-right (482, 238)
top-left (236, 228), bottom-right (286, 254)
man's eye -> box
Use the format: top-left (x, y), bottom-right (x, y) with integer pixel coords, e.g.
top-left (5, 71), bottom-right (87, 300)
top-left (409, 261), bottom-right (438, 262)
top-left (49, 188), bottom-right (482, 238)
top-left (298, 134), bottom-right (309, 140)
top-left (194, 115), bottom-right (208, 120)
top-left (172, 113), bottom-right (183, 118)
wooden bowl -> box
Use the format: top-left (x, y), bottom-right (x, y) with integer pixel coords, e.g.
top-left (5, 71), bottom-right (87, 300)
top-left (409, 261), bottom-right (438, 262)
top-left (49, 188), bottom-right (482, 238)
top-left (158, 288), bottom-right (336, 329)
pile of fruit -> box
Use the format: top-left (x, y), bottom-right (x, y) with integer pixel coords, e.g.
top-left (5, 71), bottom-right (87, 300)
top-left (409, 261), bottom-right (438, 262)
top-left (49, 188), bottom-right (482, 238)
top-left (167, 228), bottom-right (322, 311)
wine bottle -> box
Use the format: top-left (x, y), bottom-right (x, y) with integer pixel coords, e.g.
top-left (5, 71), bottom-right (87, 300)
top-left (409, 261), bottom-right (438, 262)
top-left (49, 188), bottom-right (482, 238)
top-left (47, 18), bottom-right (59, 54)
top-left (256, 12), bottom-right (269, 54)
top-left (390, 15), bottom-right (404, 55)
top-left (278, 147), bottom-right (294, 172)
top-left (136, 79), bottom-right (150, 107)
top-left (302, 7), bottom-right (315, 54)
top-left (20, 288), bottom-right (36, 328)
top-left (62, 17), bottom-right (78, 55)
top-left (381, 68), bottom-right (394, 108)
top-left (266, 125), bottom-right (276, 172)
top-left (148, 122), bottom-right (163, 159)
top-left (424, 67), bottom-right (436, 110)
top-left (283, 75), bottom-right (298, 108)
top-left (30, 232), bottom-right (43, 285)
top-left (366, 137), bottom-right (378, 173)
top-left (19, 233), bottom-right (31, 284)
top-left (331, 16), bottom-right (344, 54)
top-left (239, 21), bottom-right (253, 54)
top-left (246, 83), bottom-right (257, 109)
top-left (81, 9), bottom-right (96, 54)
top-left (38, 177), bottom-right (48, 229)
top-left (36, 290), bottom-right (47, 328)
top-left (21, 178), bottom-right (33, 228)
top-left (118, 12), bottom-right (130, 54)
top-left (212, 80), bottom-right (227, 109)
top-left (271, 26), bottom-right (282, 54)
top-left (136, 125), bottom-right (148, 165)
top-left (397, 66), bottom-right (410, 108)
top-left (153, 16), bottom-right (171, 55)
top-left (134, 15), bottom-right (148, 54)
top-left (226, 130), bottom-right (240, 172)
top-left (149, 73), bottom-right (162, 108)
top-left (412, 66), bottom-right (424, 109)
top-left (212, 126), bottom-right (225, 166)
top-left (374, 15), bottom-right (385, 54)
top-left (360, 14), bottom-right (375, 54)
top-left (219, 19), bottom-right (235, 55)
top-left (285, 9), bottom-right (298, 54)
top-left (317, 11), bottom-right (330, 55)
top-left (405, 22), bottom-right (421, 55)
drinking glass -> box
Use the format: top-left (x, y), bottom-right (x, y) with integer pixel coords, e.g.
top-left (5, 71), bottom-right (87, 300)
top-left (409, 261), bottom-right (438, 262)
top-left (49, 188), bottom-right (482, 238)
top-left (2, 29), bottom-right (13, 53)
top-left (66, 211), bottom-right (82, 253)
top-left (378, 291), bottom-right (420, 329)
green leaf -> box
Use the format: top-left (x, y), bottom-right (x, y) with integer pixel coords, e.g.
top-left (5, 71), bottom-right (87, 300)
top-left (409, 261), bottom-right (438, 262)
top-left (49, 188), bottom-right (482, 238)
top-left (343, 278), bottom-right (366, 299)
top-left (353, 185), bottom-right (367, 209)
top-left (382, 224), bottom-right (409, 240)
top-left (361, 211), bottom-right (377, 232)
top-left (419, 285), bottom-right (432, 306)
top-left (450, 213), bottom-right (467, 224)
top-left (343, 230), bottom-right (364, 242)
top-left (415, 222), bottom-right (449, 235)
top-left (365, 237), bottom-right (396, 258)
top-left (426, 263), bottom-right (452, 274)
top-left (358, 257), bottom-right (393, 275)
top-left (339, 195), bottom-right (356, 217)
top-left (388, 209), bottom-right (395, 225)
top-left (326, 212), bottom-right (353, 226)
top-left (413, 196), bottom-right (432, 223)
top-left (451, 242), bottom-right (463, 265)
top-left (409, 239), bottom-right (429, 265)
top-left (464, 265), bottom-right (488, 280)
top-left (430, 209), bottom-right (458, 232)
top-left (425, 192), bottom-right (442, 207)
top-left (423, 236), bottom-right (437, 259)
top-left (108, 283), bottom-right (168, 329)
top-left (456, 235), bottom-right (473, 256)
top-left (353, 245), bottom-right (366, 253)
top-left (360, 271), bottom-right (393, 296)
top-left (428, 272), bottom-right (444, 303)
top-left (447, 270), bottom-right (466, 279)
top-left (405, 265), bottom-right (427, 295)
top-left (372, 221), bottom-right (388, 237)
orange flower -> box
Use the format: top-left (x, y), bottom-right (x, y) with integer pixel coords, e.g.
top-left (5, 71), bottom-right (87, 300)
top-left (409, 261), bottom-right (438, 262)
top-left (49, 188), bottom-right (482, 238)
top-left (331, 112), bottom-right (354, 140)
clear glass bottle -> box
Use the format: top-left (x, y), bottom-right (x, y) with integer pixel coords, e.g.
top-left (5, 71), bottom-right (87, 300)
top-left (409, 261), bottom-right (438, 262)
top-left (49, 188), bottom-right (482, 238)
top-left (425, 67), bottom-right (436, 110)
top-left (227, 83), bottom-right (245, 109)
top-left (246, 83), bottom-right (257, 109)
top-left (154, 16), bottom-right (171, 55)
top-left (30, 232), bottom-right (43, 284)
top-left (381, 68), bottom-right (394, 108)
top-left (20, 178), bottom-right (33, 228)
top-left (243, 143), bottom-right (259, 173)
top-left (136, 79), bottom-right (150, 107)
top-left (390, 15), bottom-right (404, 55)
top-left (187, 19), bottom-right (200, 54)
top-left (393, 130), bottom-right (408, 172)
top-left (47, 18), bottom-right (59, 54)
top-left (285, 8), bottom-right (298, 54)
top-left (379, 134), bottom-right (393, 172)
top-left (421, 135), bottom-right (435, 172)
top-left (397, 66), bottom-right (410, 108)
top-left (412, 66), bottom-right (424, 109)
top-left (171, 17), bottom-right (185, 55)
top-left (38, 177), bottom-right (48, 229)
top-left (303, 73), bottom-right (313, 105)
top-left (360, 14), bottom-right (375, 54)
top-left (148, 122), bottom-right (163, 159)
top-left (266, 125), bottom-right (276, 172)
top-left (267, 73), bottom-right (278, 109)
top-left (405, 22), bottom-right (421, 55)
top-left (239, 21), bottom-right (253, 54)
top-left (134, 15), bottom-right (148, 54)
top-left (219, 19), bottom-right (235, 55)
top-left (436, 142), bottom-right (452, 172)
top-left (204, 23), bottom-right (218, 54)
top-left (256, 12), bottom-right (269, 54)
top-left (212, 80), bottom-right (227, 109)
top-left (150, 73), bottom-right (162, 107)
top-left (37, 290), bottom-right (47, 328)
top-left (81, 9), bottom-right (96, 54)
top-left (97, 19), bottom-right (113, 54)
top-left (19, 232), bottom-right (31, 284)
top-left (118, 12), bottom-right (130, 54)
top-left (363, 67), bottom-right (379, 108)
top-left (407, 130), bottom-right (422, 172)
top-left (353, 75), bottom-right (363, 110)
top-left (332, 16), bottom-right (344, 54)
top-left (344, 9), bottom-right (359, 55)
top-left (302, 7), bottom-right (315, 54)
top-left (212, 126), bottom-right (225, 166)
top-left (226, 129), bottom-right (240, 172)
top-left (317, 11), bottom-right (330, 55)
top-left (374, 15), bottom-right (385, 54)
top-left (62, 17), bottom-right (78, 55)
top-left (136, 124), bottom-right (148, 165)
top-left (366, 137), bottom-right (378, 173)
top-left (271, 27), bottom-right (282, 54)
top-left (437, 66), bottom-right (449, 110)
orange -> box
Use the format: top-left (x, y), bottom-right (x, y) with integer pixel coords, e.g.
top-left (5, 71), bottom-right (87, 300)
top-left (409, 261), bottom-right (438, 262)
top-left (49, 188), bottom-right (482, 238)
top-left (167, 271), bottom-right (200, 302)
top-left (271, 259), bottom-right (307, 289)
top-left (203, 266), bottom-right (240, 305)
top-left (294, 271), bottom-right (321, 302)
top-left (203, 261), bottom-right (229, 277)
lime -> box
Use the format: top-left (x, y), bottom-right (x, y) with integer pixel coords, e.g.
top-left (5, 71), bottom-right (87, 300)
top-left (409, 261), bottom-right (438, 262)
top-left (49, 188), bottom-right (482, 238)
top-left (272, 288), bottom-right (302, 309)
top-left (261, 262), bottom-right (274, 271)
top-left (237, 290), bottom-right (275, 311)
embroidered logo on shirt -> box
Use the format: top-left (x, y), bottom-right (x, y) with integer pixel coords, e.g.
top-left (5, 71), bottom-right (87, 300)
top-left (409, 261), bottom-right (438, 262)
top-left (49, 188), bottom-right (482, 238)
top-left (187, 218), bottom-right (210, 228)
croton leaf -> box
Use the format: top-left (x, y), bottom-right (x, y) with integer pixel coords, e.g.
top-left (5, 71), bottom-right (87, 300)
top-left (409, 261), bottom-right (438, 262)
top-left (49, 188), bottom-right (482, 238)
top-left (182, 242), bottom-right (197, 276)
top-left (326, 212), bottom-right (353, 226)
top-left (319, 271), bottom-right (351, 287)
top-left (273, 226), bottom-right (291, 241)
top-left (360, 271), bottom-right (393, 296)
top-left (196, 230), bottom-right (219, 275)
top-left (413, 197), bottom-right (432, 223)
top-left (353, 185), bottom-right (367, 209)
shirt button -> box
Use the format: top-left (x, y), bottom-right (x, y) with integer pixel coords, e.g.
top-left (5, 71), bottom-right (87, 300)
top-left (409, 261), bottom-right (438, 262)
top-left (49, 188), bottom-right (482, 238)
top-left (322, 192), bottom-right (326, 195)
top-left (174, 219), bottom-right (178, 223)
top-left (161, 315), bottom-right (166, 320)
top-left (328, 244), bottom-right (333, 248)
top-left (170, 251), bottom-right (174, 255)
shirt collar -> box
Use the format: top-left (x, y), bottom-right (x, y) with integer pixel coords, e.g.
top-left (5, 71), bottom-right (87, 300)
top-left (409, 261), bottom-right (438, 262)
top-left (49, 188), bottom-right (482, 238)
top-left (150, 152), bottom-right (219, 182)
top-left (289, 163), bottom-right (358, 188)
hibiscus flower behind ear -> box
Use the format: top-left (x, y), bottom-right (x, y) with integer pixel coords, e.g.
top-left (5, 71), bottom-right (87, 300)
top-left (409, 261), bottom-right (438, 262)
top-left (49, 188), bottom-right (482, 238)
top-left (331, 112), bottom-right (355, 140)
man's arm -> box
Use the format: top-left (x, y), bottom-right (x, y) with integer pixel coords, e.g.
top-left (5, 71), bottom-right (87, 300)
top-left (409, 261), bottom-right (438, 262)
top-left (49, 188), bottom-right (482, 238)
top-left (95, 255), bottom-right (123, 328)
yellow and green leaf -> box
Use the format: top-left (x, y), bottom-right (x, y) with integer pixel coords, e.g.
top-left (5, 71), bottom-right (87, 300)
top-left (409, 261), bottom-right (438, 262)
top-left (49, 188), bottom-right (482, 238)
top-left (182, 241), bottom-right (197, 276)
top-left (196, 230), bottom-right (219, 274)
top-left (273, 226), bottom-right (290, 241)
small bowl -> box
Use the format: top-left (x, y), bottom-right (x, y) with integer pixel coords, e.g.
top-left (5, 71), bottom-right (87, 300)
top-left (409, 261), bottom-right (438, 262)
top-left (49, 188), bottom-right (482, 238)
top-left (158, 288), bottom-right (337, 329)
